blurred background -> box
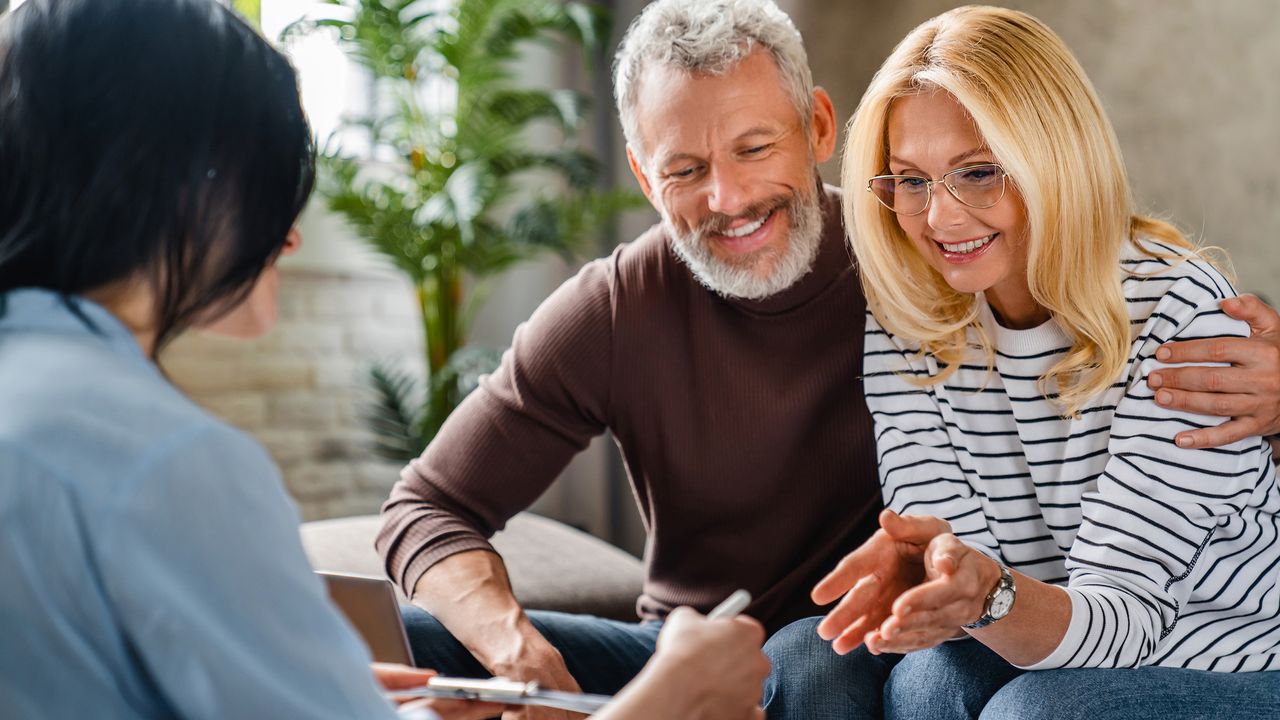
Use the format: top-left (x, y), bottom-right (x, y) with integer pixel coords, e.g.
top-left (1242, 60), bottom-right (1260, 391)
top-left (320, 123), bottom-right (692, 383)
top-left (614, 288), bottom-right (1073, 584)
top-left (6, 0), bottom-right (1274, 556)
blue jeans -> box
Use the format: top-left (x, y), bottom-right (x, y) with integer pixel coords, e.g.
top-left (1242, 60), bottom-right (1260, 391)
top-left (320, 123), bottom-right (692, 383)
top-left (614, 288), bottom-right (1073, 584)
top-left (763, 616), bottom-right (1021, 720)
top-left (764, 616), bottom-right (1280, 720)
top-left (399, 604), bottom-right (661, 696)
top-left (980, 666), bottom-right (1280, 720)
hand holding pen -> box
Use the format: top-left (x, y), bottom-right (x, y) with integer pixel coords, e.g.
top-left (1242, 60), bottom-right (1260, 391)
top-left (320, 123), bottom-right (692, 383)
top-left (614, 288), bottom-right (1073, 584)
top-left (603, 590), bottom-right (769, 720)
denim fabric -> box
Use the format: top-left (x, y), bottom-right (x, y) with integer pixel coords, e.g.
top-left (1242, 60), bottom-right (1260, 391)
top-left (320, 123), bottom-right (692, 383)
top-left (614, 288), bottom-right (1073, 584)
top-left (400, 605), bottom-right (661, 695)
top-left (980, 665), bottom-right (1280, 720)
top-left (763, 616), bottom-right (901, 719)
top-left (884, 639), bottom-right (1024, 720)
top-left (763, 617), bottom-right (1023, 720)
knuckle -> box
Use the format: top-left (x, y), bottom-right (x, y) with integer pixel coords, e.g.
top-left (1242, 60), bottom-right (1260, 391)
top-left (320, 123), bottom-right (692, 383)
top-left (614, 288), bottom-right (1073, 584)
top-left (1206, 370), bottom-right (1225, 392)
top-left (1261, 344), bottom-right (1280, 368)
top-left (1210, 340), bottom-right (1233, 363)
top-left (1213, 396), bottom-right (1235, 416)
top-left (1260, 374), bottom-right (1280, 394)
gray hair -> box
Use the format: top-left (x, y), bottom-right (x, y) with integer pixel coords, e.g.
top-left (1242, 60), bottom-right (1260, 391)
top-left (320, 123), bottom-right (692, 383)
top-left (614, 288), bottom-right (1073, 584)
top-left (613, 0), bottom-right (815, 163)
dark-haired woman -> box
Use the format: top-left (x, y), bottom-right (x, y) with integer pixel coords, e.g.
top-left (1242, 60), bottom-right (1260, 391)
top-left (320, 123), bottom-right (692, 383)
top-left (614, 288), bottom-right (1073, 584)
top-left (0, 1), bottom-right (768, 719)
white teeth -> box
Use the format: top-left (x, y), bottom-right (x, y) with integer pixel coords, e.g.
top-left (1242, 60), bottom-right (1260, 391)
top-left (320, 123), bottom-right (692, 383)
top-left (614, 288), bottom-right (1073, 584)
top-left (940, 234), bottom-right (995, 254)
top-left (722, 212), bottom-right (769, 238)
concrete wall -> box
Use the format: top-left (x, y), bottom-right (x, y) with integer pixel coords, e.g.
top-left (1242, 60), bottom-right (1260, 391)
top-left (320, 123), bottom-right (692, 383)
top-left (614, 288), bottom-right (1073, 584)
top-left (779, 0), bottom-right (1280, 300)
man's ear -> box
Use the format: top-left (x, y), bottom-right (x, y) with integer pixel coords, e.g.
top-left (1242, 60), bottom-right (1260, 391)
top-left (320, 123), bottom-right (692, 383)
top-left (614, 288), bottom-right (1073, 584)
top-left (809, 86), bottom-right (838, 165)
top-left (626, 144), bottom-right (656, 206)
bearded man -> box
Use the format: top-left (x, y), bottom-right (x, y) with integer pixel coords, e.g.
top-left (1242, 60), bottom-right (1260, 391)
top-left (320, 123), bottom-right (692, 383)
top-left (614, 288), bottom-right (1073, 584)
top-left (374, 1), bottom-right (1280, 717)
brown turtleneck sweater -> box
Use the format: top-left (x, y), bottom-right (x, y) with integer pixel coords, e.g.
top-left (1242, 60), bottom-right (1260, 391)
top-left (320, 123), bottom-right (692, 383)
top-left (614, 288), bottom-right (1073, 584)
top-left (376, 185), bottom-right (881, 633)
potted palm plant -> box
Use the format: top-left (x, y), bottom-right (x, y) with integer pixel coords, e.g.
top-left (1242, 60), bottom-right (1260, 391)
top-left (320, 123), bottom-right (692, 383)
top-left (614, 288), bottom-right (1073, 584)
top-left (286, 0), bottom-right (639, 462)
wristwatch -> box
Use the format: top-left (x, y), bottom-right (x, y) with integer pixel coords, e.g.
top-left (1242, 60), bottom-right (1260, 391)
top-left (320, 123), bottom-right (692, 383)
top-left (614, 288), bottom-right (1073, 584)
top-left (963, 561), bottom-right (1016, 630)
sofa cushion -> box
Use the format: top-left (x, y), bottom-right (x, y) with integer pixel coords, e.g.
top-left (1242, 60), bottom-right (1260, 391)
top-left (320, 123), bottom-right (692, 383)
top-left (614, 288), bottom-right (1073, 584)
top-left (300, 512), bottom-right (644, 622)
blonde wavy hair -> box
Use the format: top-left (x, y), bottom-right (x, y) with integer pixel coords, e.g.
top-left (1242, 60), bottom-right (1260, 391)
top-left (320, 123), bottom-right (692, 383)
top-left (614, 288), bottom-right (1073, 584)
top-left (844, 5), bottom-right (1197, 417)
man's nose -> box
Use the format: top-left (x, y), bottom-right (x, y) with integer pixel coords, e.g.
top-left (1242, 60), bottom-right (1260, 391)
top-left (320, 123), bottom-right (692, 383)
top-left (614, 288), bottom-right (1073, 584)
top-left (705, 166), bottom-right (751, 217)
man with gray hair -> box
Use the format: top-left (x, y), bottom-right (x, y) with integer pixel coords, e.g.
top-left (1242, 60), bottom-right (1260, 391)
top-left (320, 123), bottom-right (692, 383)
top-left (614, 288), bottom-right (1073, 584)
top-left (376, 0), bottom-right (1280, 717)
top-left (378, 0), bottom-right (869, 714)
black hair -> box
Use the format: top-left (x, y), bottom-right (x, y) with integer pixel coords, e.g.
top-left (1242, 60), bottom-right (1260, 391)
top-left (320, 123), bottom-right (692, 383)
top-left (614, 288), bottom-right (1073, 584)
top-left (0, 0), bottom-right (315, 355)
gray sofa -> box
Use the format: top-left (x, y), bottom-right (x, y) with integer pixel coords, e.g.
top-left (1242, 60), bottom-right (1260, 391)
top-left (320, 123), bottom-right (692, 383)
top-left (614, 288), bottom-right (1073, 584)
top-left (300, 512), bottom-right (644, 621)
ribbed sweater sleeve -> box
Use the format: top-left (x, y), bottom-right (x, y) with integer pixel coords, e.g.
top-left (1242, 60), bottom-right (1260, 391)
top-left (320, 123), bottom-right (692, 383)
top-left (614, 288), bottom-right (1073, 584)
top-left (376, 259), bottom-right (614, 597)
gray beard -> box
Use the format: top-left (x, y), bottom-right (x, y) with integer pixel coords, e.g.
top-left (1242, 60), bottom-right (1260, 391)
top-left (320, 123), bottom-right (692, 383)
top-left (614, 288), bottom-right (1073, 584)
top-left (664, 184), bottom-right (824, 301)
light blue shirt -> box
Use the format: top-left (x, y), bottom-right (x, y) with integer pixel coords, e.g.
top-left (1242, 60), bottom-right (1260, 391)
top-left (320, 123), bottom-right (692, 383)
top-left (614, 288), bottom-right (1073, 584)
top-left (0, 289), bottom-right (400, 719)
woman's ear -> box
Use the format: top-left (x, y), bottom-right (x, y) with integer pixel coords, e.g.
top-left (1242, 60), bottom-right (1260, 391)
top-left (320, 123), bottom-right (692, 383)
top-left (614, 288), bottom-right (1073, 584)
top-left (282, 227), bottom-right (302, 256)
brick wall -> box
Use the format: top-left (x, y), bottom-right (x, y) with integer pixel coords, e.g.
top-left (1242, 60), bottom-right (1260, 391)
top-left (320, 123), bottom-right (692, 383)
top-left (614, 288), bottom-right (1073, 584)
top-left (162, 261), bottom-right (621, 541)
top-left (162, 267), bottom-right (423, 521)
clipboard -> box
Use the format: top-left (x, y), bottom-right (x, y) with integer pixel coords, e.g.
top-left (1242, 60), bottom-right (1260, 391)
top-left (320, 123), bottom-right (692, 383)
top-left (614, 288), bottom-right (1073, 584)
top-left (388, 676), bottom-right (613, 714)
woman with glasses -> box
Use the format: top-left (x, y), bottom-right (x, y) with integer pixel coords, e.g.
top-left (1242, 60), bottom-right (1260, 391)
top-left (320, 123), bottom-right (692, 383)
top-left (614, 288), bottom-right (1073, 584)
top-left (801, 5), bottom-right (1279, 719)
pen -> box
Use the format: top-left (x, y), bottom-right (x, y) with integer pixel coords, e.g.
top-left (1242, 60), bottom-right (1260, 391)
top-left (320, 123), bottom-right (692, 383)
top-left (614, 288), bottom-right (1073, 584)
top-left (707, 588), bottom-right (751, 619)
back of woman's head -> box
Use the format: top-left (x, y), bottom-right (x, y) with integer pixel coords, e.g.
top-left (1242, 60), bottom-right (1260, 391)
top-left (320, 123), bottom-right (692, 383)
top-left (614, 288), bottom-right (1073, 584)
top-left (843, 5), bottom-right (1190, 415)
top-left (0, 0), bottom-right (315, 353)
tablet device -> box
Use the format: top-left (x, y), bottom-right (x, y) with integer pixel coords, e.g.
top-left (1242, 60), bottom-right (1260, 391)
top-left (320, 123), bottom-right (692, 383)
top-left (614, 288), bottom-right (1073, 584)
top-left (318, 571), bottom-right (415, 666)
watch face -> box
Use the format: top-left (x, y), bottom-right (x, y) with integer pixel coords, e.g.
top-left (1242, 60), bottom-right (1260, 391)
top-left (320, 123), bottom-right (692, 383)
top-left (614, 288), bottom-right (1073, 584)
top-left (990, 589), bottom-right (1015, 619)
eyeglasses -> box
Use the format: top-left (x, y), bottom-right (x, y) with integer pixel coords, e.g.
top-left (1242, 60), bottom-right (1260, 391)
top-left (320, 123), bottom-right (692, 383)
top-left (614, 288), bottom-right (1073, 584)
top-left (866, 163), bottom-right (1008, 216)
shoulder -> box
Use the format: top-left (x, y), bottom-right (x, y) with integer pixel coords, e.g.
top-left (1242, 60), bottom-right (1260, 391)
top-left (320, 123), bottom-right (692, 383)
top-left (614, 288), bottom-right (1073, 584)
top-left (863, 309), bottom-right (927, 375)
top-left (527, 222), bottom-right (696, 337)
top-left (1122, 237), bottom-right (1246, 341)
top-left (0, 331), bottom-right (268, 501)
top-left (1122, 237), bottom-right (1237, 305)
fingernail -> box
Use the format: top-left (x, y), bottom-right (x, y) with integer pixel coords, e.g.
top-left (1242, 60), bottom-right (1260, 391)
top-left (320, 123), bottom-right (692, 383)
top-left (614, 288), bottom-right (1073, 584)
top-left (1157, 347), bottom-right (1171, 361)
top-left (1147, 373), bottom-right (1162, 388)
top-left (1177, 435), bottom-right (1194, 448)
top-left (1157, 390), bottom-right (1172, 405)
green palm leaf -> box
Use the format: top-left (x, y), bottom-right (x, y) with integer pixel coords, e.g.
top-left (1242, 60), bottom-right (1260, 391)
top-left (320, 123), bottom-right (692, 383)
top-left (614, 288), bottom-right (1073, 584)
top-left (285, 0), bottom-right (642, 452)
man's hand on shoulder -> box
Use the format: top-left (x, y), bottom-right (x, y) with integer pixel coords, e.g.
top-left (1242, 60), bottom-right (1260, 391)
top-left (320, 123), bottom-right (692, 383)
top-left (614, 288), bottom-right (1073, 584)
top-left (1147, 294), bottom-right (1280, 449)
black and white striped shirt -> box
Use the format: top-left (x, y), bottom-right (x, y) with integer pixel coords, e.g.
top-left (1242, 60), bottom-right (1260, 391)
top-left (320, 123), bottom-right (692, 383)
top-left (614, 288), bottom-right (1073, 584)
top-left (863, 239), bottom-right (1280, 671)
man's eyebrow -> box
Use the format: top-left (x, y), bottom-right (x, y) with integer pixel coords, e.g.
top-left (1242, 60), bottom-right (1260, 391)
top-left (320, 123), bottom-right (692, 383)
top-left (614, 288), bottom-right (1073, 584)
top-left (656, 152), bottom-right (702, 169)
top-left (735, 126), bottom-right (783, 142)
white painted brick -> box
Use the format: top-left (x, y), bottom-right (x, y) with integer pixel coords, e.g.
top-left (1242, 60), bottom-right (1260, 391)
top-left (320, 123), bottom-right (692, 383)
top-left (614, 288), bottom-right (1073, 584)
top-left (258, 324), bottom-right (345, 354)
top-left (315, 359), bottom-right (362, 390)
top-left (343, 326), bottom-right (417, 357)
top-left (355, 461), bottom-right (404, 493)
top-left (268, 393), bottom-right (341, 430)
top-left (171, 357), bottom-right (316, 394)
top-left (256, 428), bottom-right (314, 466)
top-left (284, 462), bottom-right (355, 499)
top-left (312, 287), bottom-right (380, 321)
top-left (198, 393), bottom-right (268, 431)
top-left (311, 492), bottom-right (384, 521)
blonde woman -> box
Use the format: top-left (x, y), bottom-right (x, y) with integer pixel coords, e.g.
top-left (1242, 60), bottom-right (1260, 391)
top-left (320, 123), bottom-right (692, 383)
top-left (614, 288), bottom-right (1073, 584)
top-left (804, 6), bottom-right (1279, 719)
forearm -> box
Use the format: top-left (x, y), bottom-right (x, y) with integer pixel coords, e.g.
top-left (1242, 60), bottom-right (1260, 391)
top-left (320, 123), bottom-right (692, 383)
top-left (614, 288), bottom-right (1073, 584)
top-left (967, 567), bottom-right (1071, 667)
top-left (411, 549), bottom-right (545, 673)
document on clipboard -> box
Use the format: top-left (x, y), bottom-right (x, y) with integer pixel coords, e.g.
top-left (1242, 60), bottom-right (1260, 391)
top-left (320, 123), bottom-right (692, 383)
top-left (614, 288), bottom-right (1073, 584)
top-left (387, 676), bottom-right (613, 714)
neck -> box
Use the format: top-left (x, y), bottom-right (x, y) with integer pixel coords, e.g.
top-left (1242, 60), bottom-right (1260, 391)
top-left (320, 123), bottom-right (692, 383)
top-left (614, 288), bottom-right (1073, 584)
top-left (82, 278), bottom-right (158, 357)
top-left (985, 281), bottom-right (1049, 330)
